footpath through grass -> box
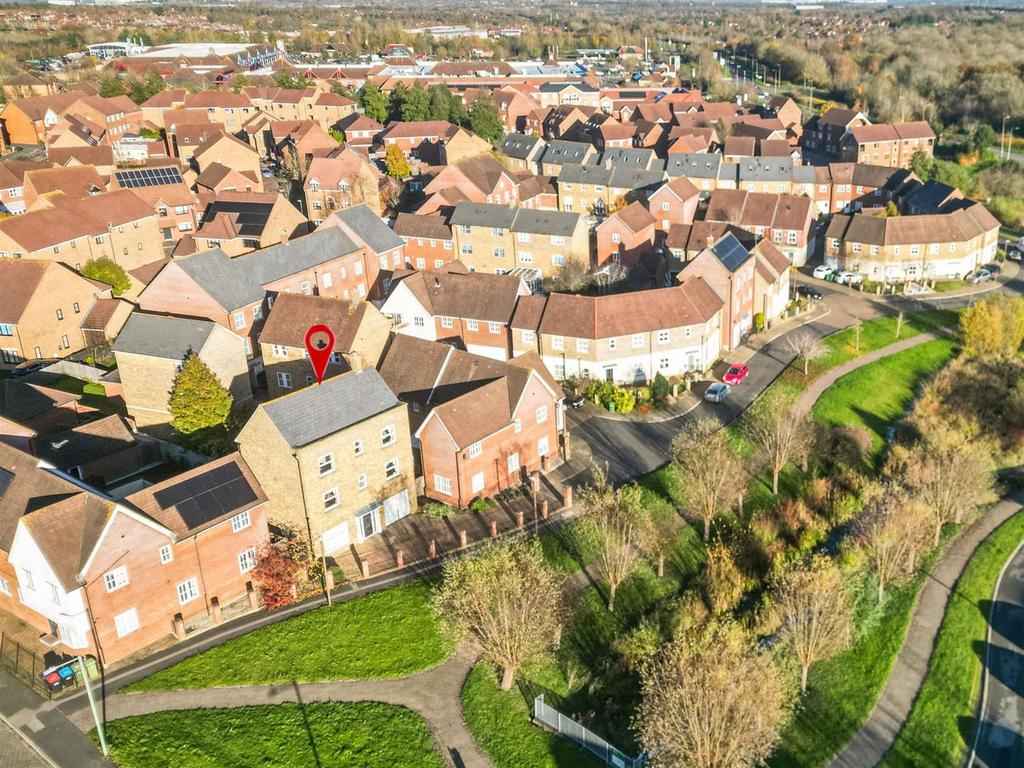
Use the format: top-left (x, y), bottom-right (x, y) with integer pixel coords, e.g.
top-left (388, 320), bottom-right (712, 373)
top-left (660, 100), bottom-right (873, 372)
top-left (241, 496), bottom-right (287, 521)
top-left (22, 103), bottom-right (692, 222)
top-left (124, 580), bottom-right (451, 691)
top-left (879, 510), bottom-right (1024, 768)
top-left (95, 701), bottom-right (445, 768)
top-left (812, 338), bottom-right (956, 456)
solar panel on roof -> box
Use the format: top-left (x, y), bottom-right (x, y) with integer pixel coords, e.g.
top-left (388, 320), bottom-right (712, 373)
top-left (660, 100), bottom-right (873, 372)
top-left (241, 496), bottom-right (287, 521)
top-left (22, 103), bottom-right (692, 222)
top-left (712, 234), bottom-right (751, 273)
top-left (114, 166), bottom-right (183, 189)
top-left (151, 463), bottom-right (257, 530)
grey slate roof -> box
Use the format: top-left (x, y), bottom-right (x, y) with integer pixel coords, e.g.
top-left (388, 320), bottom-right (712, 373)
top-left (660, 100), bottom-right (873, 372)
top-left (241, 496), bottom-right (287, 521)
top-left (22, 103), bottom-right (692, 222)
top-left (263, 367), bottom-right (400, 448)
top-left (608, 167), bottom-right (665, 190)
top-left (558, 164), bottom-right (613, 186)
top-left (177, 228), bottom-right (360, 310)
top-left (540, 140), bottom-right (591, 166)
top-left (112, 313), bottom-right (217, 360)
top-left (511, 208), bottom-right (580, 237)
top-left (736, 157), bottom-right (794, 183)
top-left (600, 147), bottom-right (655, 168)
top-left (792, 165), bottom-right (816, 183)
top-left (499, 133), bottom-right (542, 160)
top-left (709, 233), bottom-right (752, 273)
top-left (450, 202), bottom-right (517, 229)
top-left (329, 204), bottom-right (404, 254)
top-left (539, 81), bottom-right (598, 93)
top-left (664, 153), bottom-right (721, 179)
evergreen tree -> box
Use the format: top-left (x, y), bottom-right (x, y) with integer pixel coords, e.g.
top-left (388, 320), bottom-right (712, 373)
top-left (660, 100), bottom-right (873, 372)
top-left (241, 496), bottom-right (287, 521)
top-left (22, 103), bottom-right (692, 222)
top-left (400, 84), bottom-right (430, 122)
top-left (357, 83), bottom-right (389, 123)
top-left (168, 354), bottom-right (234, 452)
top-left (469, 93), bottom-right (504, 143)
top-left (99, 74), bottom-right (125, 98)
top-left (427, 84), bottom-right (451, 122)
top-left (387, 82), bottom-right (408, 122)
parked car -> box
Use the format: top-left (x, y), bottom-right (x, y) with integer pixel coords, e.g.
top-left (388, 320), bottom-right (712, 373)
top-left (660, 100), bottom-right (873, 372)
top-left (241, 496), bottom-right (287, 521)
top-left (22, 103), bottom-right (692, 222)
top-left (812, 264), bottom-right (835, 280)
top-left (798, 285), bottom-right (823, 300)
top-left (967, 269), bottom-right (993, 285)
top-left (1007, 248), bottom-right (1023, 262)
top-left (835, 271), bottom-right (864, 286)
top-left (984, 262), bottom-right (1002, 275)
top-left (10, 358), bottom-right (58, 378)
top-left (723, 363), bottom-right (750, 385)
top-left (704, 382), bottom-right (732, 403)
top-left (564, 390), bottom-right (585, 409)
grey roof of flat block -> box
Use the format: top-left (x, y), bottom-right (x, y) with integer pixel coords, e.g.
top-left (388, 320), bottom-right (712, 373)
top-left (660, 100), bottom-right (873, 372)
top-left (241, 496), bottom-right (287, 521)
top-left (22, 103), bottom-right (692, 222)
top-left (112, 313), bottom-right (217, 360)
top-left (600, 147), bottom-right (655, 167)
top-left (450, 202), bottom-right (517, 229)
top-left (710, 233), bottom-right (752, 272)
top-left (540, 140), bottom-right (591, 165)
top-left (558, 164), bottom-right (613, 186)
top-left (263, 367), bottom-right (400, 448)
top-left (737, 157), bottom-right (794, 182)
top-left (608, 166), bottom-right (665, 190)
top-left (539, 81), bottom-right (598, 92)
top-left (792, 165), bottom-right (816, 183)
top-left (499, 133), bottom-right (541, 159)
top-left (330, 204), bottom-right (404, 254)
top-left (718, 162), bottom-right (739, 181)
top-left (512, 208), bottom-right (580, 236)
top-left (664, 153), bottom-right (721, 178)
top-left (177, 228), bottom-right (360, 310)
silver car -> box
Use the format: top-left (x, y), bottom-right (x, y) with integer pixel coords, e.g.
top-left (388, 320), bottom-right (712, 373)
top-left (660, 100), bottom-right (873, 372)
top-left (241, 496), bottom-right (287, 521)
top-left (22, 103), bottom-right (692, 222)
top-left (704, 383), bottom-right (732, 403)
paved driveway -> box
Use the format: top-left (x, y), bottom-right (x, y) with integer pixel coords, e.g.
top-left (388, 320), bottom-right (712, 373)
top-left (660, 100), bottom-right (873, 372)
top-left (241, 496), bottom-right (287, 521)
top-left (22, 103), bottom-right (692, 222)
top-left (970, 540), bottom-right (1024, 768)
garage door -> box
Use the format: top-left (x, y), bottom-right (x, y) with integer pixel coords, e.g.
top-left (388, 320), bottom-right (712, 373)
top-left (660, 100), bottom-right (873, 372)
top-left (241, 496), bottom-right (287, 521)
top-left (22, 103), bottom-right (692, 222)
top-left (321, 521), bottom-right (350, 554)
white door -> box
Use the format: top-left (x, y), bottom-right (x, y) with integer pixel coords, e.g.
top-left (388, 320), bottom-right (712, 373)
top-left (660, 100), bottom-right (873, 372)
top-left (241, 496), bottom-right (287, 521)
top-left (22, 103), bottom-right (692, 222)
top-left (321, 521), bottom-right (350, 554)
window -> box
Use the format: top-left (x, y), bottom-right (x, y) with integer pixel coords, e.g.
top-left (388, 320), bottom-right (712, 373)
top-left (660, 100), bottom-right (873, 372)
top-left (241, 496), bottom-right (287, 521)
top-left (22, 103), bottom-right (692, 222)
top-left (441, 316), bottom-right (454, 329)
top-left (659, 356), bottom-right (670, 370)
top-left (576, 338), bottom-right (589, 353)
top-left (552, 254), bottom-right (566, 267)
top-left (353, 439), bottom-right (364, 457)
top-left (513, 418), bottom-right (522, 433)
top-left (538, 436), bottom-right (550, 457)
top-left (493, 246), bottom-right (506, 259)
top-left (300, 281), bottom-right (312, 295)
top-left (434, 474), bottom-right (453, 495)
top-left (632, 334), bottom-right (644, 349)
top-left (318, 453), bottom-right (335, 476)
top-left (661, 201), bottom-right (671, 211)
top-left (61, 335), bottom-right (69, 348)
top-left (443, 241), bottom-right (452, 251)
top-left (471, 472), bottom-right (485, 493)
top-left (323, 488), bottom-right (339, 511)
top-left (522, 330), bottom-right (535, 343)
top-left (159, 544), bottom-right (173, 564)
top-left (413, 316), bottom-right (425, 327)
top-left (271, 344), bottom-right (287, 358)
top-left (609, 338), bottom-right (617, 350)
top-left (73, 302), bottom-right (80, 314)
top-left (384, 458), bottom-right (400, 480)
top-left (380, 425), bottom-right (396, 446)
top-left (552, 235), bottom-right (566, 246)
top-left (0, 324), bottom-right (13, 336)
top-left (460, 244), bottom-right (473, 257)
top-left (536, 405), bottom-right (549, 424)
top-left (466, 319), bottom-right (479, 331)
top-left (114, 609), bottom-right (139, 638)
top-left (20, 569), bottom-right (33, 591)
top-left (507, 453), bottom-right (520, 474)
top-left (252, 304), bottom-right (263, 321)
top-left (517, 231), bottom-right (532, 243)
top-left (177, 578), bottom-right (199, 605)
top-left (48, 582), bottom-right (60, 603)
top-left (611, 232), bottom-right (621, 244)
top-left (0, 578), bottom-right (9, 597)
top-left (322, 272), bottom-right (333, 289)
top-left (277, 372), bottom-right (293, 388)
top-left (657, 330), bottom-right (670, 344)
top-left (357, 473), bottom-right (368, 490)
top-left (551, 335), bottom-right (564, 351)
top-left (488, 322), bottom-right (500, 334)
top-left (238, 548), bottom-right (256, 574)
top-left (787, 231), bottom-right (798, 245)
top-left (519, 251), bottom-right (533, 264)
top-left (459, 224), bottom-right (472, 235)
top-left (55, 308), bottom-right (63, 321)
top-left (104, 566), bottom-right (128, 593)
top-left (231, 511), bottom-right (251, 532)
top-left (233, 311), bottom-right (245, 329)
top-left (491, 227), bottom-right (504, 237)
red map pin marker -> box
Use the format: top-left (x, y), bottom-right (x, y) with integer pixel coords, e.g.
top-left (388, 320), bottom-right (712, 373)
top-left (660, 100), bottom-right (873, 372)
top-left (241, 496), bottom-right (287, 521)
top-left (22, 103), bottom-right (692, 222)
top-left (304, 324), bottom-right (335, 385)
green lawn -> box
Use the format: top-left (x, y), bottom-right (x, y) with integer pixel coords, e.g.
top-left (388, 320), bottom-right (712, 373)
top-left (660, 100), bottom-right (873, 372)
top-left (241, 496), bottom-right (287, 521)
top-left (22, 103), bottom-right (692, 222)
top-left (812, 338), bottom-right (957, 456)
top-left (124, 580), bottom-right (452, 691)
top-left (931, 280), bottom-right (967, 293)
top-left (880, 511), bottom-right (1024, 768)
top-left (95, 702), bottom-right (445, 768)
top-left (47, 375), bottom-right (123, 414)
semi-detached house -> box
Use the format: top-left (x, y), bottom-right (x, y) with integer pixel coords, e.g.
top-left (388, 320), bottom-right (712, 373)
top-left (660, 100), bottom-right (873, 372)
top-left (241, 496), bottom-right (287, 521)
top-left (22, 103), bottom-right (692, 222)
top-left (510, 278), bottom-right (724, 384)
top-left (704, 189), bottom-right (814, 267)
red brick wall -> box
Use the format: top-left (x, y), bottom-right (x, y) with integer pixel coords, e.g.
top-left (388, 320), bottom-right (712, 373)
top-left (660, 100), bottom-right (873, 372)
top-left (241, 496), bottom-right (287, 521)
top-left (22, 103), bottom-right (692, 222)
top-left (648, 188), bottom-right (698, 232)
top-left (596, 221), bottom-right (656, 268)
top-left (402, 239), bottom-right (455, 270)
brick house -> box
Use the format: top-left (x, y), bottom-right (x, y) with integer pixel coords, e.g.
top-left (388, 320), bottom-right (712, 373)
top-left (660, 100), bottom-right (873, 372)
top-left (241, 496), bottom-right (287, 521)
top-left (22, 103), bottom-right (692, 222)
top-left (840, 121), bottom-right (935, 169)
top-left (0, 260), bottom-right (118, 367)
top-left (0, 93), bottom-right (79, 144)
top-left (393, 213), bottom-right (455, 270)
top-left (0, 190), bottom-right (165, 272)
top-left (63, 96), bottom-right (143, 143)
top-left (703, 189), bottom-right (815, 267)
top-left (450, 202), bottom-right (589, 277)
top-left (556, 164), bottom-right (664, 216)
top-left (538, 140), bottom-right (596, 176)
top-left (678, 233), bottom-right (757, 351)
top-left (304, 149), bottom-right (386, 222)
top-left (1, 445), bottom-right (269, 666)
top-left (259, 293), bottom-right (391, 398)
top-left (180, 91), bottom-right (255, 132)
top-left (824, 202), bottom-right (1000, 283)
top-left (378, 334), bottom-right (563, 508)
top-left (646, 177), bottom-right (700, 232)
top-left (380, 263), bottom-right (529, 361)
top-left (334, 113), bottom-right (383, 156)
top-left (112, 313), bottom-right (253, 429)
top-left (318, 204), bottom-right (407, 298)
top-left (803, 108), bottom-right (869, 156)
top-left (750, 239), bottom-right (793, 327)
top-left (188, 192), bottom-right (307, 257)
top-left (108, 164), bottom-right (200, 242)
top-left (235, 368), bottom-right (417, 558)
top-left (375, 121), bottom-right (489, 167)
top-left (191, 132), bottom-right (262, 179)
top-left (510, 279), bottom-right (724, 383)
top-left (596, 202), bottom-right (657, 269)
top-left (22, 165), bottom-right (105, 210)
top-left (497, 133), bottom-right (545, 173)
top-left (421, 154), bottom-right (522, 207)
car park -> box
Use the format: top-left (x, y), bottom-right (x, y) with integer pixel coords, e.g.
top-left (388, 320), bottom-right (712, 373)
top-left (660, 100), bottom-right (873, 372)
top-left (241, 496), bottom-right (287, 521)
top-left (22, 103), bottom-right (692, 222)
top-left (704, 382), bottom-right (732, 403)
top-left (812, 265), bottom-right (835, 280)
top-left (722, 363), bottom-right (749, 385)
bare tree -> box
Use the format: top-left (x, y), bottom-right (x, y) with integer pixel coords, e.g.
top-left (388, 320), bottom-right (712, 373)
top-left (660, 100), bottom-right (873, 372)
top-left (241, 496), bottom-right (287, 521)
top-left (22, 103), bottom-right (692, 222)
top-left (786, 329), bottom-right (826, 376)
top-left (640, 508), bottom-right (680, 578)
top-left (774, 556), bottom-right (851, 693)
top-left (886, 420), bottom-right (995, 545)
top-left (895, 310), bottom-right (905, 339)
top-left (854, 485), bottom-right (928, 601)
top-left (579, 469), bottom-right (650, 612)
top-left (743, 390), bottom-right (813, 495)
top-left (638, 621), bottom-right (793, 768)
top-left (433, 539), bottom-right (561, 690)
top-left (671, 419), bottom-right (744, 541)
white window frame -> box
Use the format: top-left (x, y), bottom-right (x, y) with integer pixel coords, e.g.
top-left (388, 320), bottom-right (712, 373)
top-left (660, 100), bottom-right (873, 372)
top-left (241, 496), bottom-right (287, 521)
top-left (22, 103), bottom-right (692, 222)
top-left (103, 566), bottom-right (128, 593)
top-left (318, 453), bottom-right (335, 476)
top-left (434, 474), bottom-right (453, 495)
top-left (323, 488), bottom-right (340, 511)
top-left (159, 544), bottom-right (173, 564)
top-left (177, 578), bottom-right (199, 605)
top-left (238, 548), bottom-right (257, 573)
top-left (114, 608), bottom-right (140, 637)
top-left (230, 511), bottom-right (251, 532)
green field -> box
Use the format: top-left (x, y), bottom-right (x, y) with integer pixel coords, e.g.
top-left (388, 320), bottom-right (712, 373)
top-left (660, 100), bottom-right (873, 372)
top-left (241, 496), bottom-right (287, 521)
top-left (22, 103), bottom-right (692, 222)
top-left (880, 511), bottom-right (1024, 768)
top-left (95, 702), bottom-right (445, 768)
top-left (124, 580), bottom-right (452, 691)
top-left (812, 338), bottom-right (957, 456)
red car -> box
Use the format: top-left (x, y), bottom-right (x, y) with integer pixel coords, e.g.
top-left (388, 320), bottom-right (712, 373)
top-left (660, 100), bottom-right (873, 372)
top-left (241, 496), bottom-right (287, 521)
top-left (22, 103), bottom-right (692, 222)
top-left (723, 363), bottom-right (749, 385)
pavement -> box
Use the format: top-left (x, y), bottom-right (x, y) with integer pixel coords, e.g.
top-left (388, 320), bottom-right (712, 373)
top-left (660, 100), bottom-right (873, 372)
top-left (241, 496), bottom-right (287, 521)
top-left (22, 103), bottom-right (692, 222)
top-left (968, 536), bottom-right (1024, 768)
top-left (0, 718), bottom-right (50, 768)
top-left (829, 491), bottom-right (1024, 768)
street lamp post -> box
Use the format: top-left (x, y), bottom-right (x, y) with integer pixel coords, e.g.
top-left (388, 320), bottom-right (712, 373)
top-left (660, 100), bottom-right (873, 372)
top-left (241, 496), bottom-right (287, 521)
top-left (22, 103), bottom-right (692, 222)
top-left (1002, 115), bottom-right (1010, 160)
top-left (77, 656), bottom-right (108, 756)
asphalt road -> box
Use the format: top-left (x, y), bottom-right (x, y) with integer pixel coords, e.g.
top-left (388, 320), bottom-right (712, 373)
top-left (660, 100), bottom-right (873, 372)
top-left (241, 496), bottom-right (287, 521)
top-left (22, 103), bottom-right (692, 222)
top-left (969, 540), bottom-right (1024, 768)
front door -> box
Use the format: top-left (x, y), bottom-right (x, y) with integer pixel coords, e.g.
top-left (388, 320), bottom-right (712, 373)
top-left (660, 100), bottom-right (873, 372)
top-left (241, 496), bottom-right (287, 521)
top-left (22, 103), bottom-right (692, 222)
top-left (356, 507), bottom-right (382, 542)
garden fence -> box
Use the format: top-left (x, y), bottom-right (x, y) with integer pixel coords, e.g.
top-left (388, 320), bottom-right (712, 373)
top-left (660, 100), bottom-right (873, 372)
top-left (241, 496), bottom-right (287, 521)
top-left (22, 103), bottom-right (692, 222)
top-left (533, 693), bottom-right (646, 768)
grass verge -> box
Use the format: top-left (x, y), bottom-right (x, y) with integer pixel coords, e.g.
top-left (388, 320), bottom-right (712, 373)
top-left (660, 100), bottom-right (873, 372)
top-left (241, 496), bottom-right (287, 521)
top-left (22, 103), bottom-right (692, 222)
top-left (94, 701), bottom-right (445, 768)
top-left (124, 579), bottom-right (451, 691)
top-left (879, 510), bottom-right (1024, 768)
